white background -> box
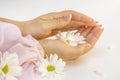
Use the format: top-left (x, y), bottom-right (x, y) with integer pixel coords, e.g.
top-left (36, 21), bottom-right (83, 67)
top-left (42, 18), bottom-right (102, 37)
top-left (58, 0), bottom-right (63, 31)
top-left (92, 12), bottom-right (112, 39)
top-left (0, 0), bottom-right (120, 80)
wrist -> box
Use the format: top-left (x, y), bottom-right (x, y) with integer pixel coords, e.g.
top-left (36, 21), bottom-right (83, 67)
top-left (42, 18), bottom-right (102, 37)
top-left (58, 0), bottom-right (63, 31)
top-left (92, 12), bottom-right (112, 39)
top-left (17, 21), bottom-right (28, 36)
top-left (0, 17), bottom-right (28, 36)
top-left (20, 19), bottom-right (43, 39)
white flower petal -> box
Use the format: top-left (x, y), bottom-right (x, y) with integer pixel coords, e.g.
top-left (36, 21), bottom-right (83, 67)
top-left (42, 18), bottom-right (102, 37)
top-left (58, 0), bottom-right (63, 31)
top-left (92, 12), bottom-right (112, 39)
top-left (35, 54), bottom-right (66, 80)
top-left (0, 52), bottom-right (22, 79)
top-left (75, 32), bottom-right (80, 37)
top-left (50, 54), bottom-right (58, 64)
top-left (69, 42), bottom-right (78, 47)
top-left (78, 41), bottom-right (86, 44)
top-left (6, 75), bottom-right (17, 80)
top-left (9, 65), bottom-right (22, 76)
top-left (55, 30), bottom-right (86, 47)
top-left (55, 59), bottom-right (65, 71)
top-left (45, 30), bottom-right (86, 47)
top-left (56, 32), bottom-right (65, 41)
top-left (3, 52), bottom-right (19, 66)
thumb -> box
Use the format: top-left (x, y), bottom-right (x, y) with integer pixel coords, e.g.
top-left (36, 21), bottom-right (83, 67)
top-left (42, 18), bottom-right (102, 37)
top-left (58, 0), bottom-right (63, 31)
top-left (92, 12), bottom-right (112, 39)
top-left (43, 14), bottom-right (72, 30)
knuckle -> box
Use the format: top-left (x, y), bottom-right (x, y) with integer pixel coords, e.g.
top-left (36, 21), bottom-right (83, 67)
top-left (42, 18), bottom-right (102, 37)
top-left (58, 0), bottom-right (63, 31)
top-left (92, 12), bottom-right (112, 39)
top-left (65, 10), bottom-right (76, 13)
top-left (47, 12), bottom-right (57, 15)
top-left (48, 12), bottom-right (57, 15)
top-left (56, 18), bottom-right (61, 25)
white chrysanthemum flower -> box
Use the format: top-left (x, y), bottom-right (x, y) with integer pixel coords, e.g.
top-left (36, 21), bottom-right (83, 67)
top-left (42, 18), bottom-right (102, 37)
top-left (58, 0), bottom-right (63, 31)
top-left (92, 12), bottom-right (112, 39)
top-left (56, 30), bottom-right (86, 47)
top-left (35, 54), bottom-right (66, 80)
top-left (0, 52), bottom-right (22, 80)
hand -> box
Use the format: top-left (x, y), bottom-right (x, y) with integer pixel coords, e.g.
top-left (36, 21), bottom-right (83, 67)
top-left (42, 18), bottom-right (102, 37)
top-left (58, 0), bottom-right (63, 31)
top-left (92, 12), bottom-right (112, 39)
top-left (39, 25), bottom-right (103, 61)
top-left (23, 10), bottom-right (96, 39)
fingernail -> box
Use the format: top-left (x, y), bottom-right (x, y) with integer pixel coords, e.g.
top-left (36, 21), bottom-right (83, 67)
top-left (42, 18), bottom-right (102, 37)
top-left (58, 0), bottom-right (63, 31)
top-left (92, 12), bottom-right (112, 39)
top-left (95, 21), bottom-right (99, 23)
top-left (64, 14), bottom-right (72, 21)
top-left (97, 24), bottom-right (104, 29)
top-left (96, 22), bottom-right (101, 25)
top-left (100, 26), bottom-right (104, 29)
top-left (97, 24), bottom-right (102, 27)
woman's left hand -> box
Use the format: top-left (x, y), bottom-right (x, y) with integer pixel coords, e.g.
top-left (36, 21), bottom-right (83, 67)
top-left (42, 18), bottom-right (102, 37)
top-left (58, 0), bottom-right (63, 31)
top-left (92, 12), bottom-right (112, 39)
top-left (23, 10), bottom-right (96, 39)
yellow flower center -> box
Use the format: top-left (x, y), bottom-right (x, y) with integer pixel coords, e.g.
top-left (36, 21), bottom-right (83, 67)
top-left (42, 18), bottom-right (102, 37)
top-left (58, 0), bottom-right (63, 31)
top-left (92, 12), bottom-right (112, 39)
top-left (66, 39), bottom-right (71, 44)
top-left (47, 65), bottom-right (56, 72)
top-left (2, 64), bottom-right (9, 74)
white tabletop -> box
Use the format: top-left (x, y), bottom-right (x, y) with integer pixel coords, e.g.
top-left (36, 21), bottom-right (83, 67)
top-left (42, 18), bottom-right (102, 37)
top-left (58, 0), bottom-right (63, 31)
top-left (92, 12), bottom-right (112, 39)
top-left (0, 0), bottom-right (120, 80)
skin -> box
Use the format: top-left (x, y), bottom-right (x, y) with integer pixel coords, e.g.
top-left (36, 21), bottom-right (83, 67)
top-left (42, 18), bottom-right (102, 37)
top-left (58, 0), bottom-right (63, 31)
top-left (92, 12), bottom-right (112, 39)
top-left (39, 25), bottom-right (103, 61)
top-left (0, 10), bottom-right (103, 61)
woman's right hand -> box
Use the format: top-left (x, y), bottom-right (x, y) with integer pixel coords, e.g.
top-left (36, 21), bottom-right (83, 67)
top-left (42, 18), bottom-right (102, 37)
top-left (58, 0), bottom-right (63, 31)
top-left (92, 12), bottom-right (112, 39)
top-left (39, 25), bottom-right (103, 61)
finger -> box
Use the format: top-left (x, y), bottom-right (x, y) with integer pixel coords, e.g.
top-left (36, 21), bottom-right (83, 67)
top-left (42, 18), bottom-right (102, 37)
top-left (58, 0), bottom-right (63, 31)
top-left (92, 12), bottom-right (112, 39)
top-left (40, 10), bottom-right (94, 24)
top-left (81, 26), bottom-right (94, 37)
top-left (78, 26), bottom-right (86, 33)
top-left (42, 14), bottom-right (72, 30)
top-left (76, 43), bottom-right (91, 55)
top-left (53, 20), bottom-right (86, 32)
top-left (86, 25), bottom-right (104, 46)
top-left (59, 10), bottom-right (97, 26)
top-left (90, 25), bottom-right (103, 38)
top-left (58, 20), bottom-right (85, 31)
top-left (66, 20), bottom-right (85, 28)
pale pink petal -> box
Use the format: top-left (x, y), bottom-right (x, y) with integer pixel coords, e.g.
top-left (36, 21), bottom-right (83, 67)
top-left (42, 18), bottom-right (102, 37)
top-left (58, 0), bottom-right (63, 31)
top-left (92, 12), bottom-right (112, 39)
top-left (0, 21), bottom-right (22, 52)
top-left (18, 63), bottom-right (35, 80)
top-left (0, 22), bottom-right (44, 80)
